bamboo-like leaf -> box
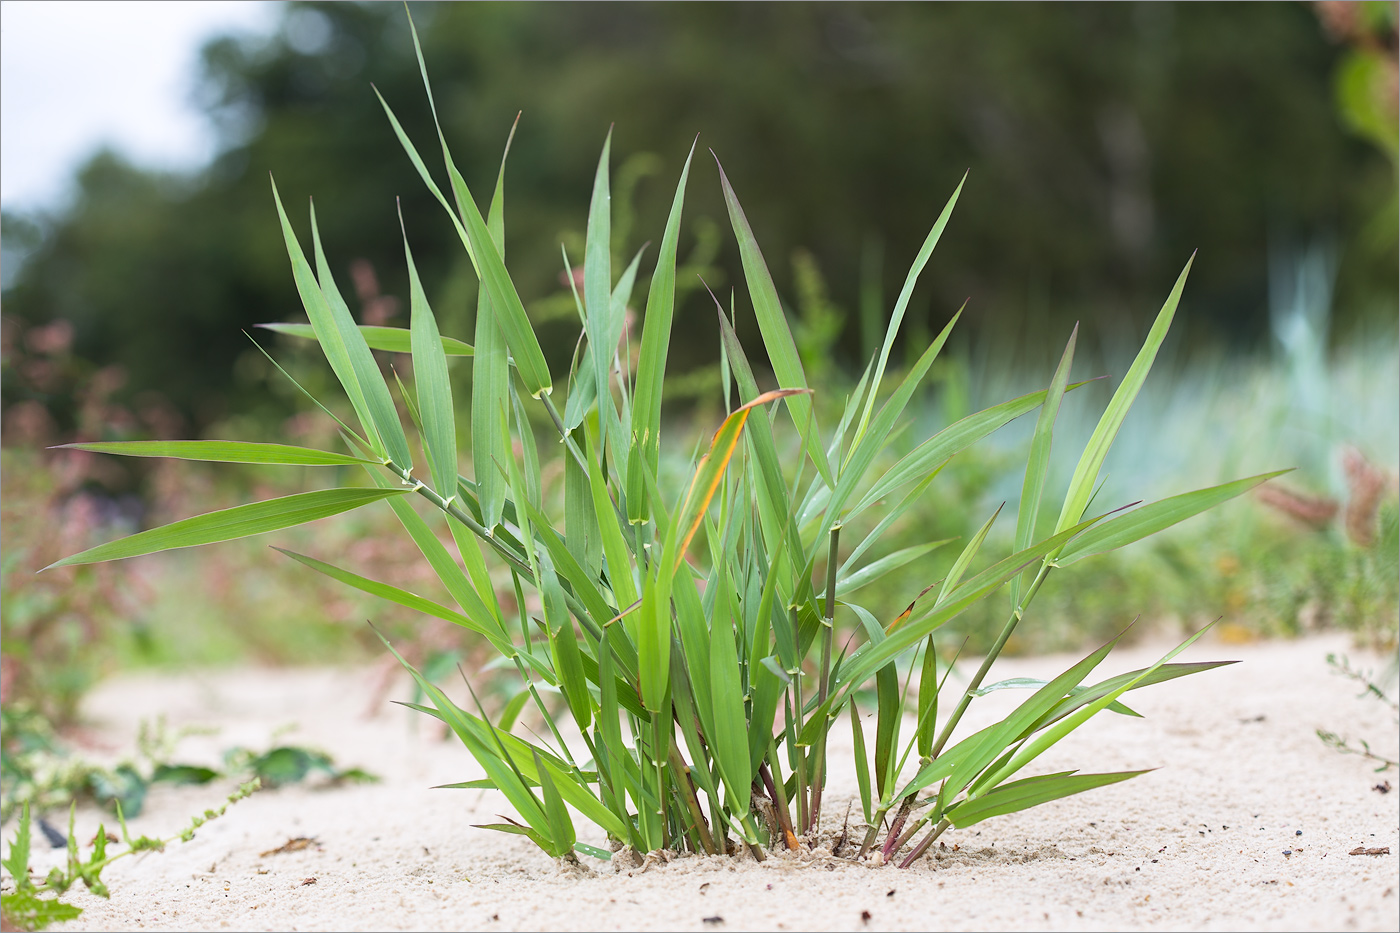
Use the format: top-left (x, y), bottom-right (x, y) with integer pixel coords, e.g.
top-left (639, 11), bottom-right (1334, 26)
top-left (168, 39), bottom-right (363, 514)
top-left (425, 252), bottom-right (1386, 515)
top-left (1011, 325), bottom-right (1077, 606)
top-left (803, 518), bottom-right (1100, 733)
top-left (270, 179), bottom-right (380, 458)
top-left (584, 429), bottom-right (640, 614)
top-left (638, 570), bottom-right (670, 713)
top-left (851, 383), bottom-right (1092, 518)
top-left (533, 751), bottom-right (577, 852)
top-left (714, 155), bottom-right (833, 487)
top-left (822, 309), bottom-right (962, 538)
top-left (308, 201), bottom-right (415, 471)
top-left (971, 677), bottom-right (1139, 718)
top-left (838, 463), bottom-right (948, 576)
top-left (835, 539), bottom-right (952, 595)
top-left (946, 770), bottom-right (1150, 828)
top-left (1054, 256), bottom-right (1194, 535)
top-left (257, 323), bottom-right (473, 356)
top-left (584, 129), bottom-right (615, 426)
top-left (273, 547), bottom-right (507, 645)
top-left (472, 123), bottom-right (515, 532)
top-left (850, 699), bottom-right (873, 824)
top-left (873, 659), bottom-right (901, 799)
top-left (1056, 470), bottom-right (1290, 564)
top-left (377, 636), bottom-right (556, 847)
top-left (403, 224), bottom-right (458, 501)
top-left (393, 23), bottom-right (552, 398)
top-left (627, 141), bottom-right (696, 522)
top-left (56, 440), bottom-right (373, 467)
top-left (852, 174), bottom-right (966, 453)
top-left (47, 488), bottom-right (409, 570)
top-left (936, 504), bottom-right (1003, 606)
top-left (916, 639), bottom-right (939, 758)
top-left (708, 560), bottom-right (751, 814)
top-left (1033, 661), bottom-right (1235, 733)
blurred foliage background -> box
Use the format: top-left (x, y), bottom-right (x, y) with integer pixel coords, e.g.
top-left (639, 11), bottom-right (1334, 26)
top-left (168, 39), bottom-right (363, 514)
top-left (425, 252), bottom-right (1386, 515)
top-left (1, 1), bottom-right (1396, 731)
top-left (3, 1), bottom-right (1396, 434)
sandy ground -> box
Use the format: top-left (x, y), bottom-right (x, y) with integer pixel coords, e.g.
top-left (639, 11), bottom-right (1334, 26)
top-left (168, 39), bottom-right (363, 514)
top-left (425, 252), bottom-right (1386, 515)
top-left (10, 631), bottom-right (1399, 932)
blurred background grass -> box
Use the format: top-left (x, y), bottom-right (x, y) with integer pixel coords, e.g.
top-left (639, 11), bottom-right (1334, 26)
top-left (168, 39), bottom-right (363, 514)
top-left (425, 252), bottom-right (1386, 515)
top-left (1, 1), bottom-right (1396, 728)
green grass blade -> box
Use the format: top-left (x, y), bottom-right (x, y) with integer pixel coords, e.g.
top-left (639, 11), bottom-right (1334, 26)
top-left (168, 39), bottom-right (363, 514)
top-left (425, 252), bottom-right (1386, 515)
top-left (852, 174), bottom-right (965, 453)
top-left (638, 570), bottom-right (670, 713)
top-left (1011, 325), bottom-right (1077, 605)
top-left (532, 751), bottom-right (577, 853)
top-left (1029, 661), bottom-right (1236, 733)
top-left (47, 487), bottom-right (410, 569)
top-left (936, 503), bottom-right (1003, 605)
top-left (850, 699), bottom-right (873, 824)
top-left (823, 309), bottom-right (961, 536)
top-left (383, 639), bottom-right (553, 847)
top-left (270, 178), bottom-right (379, 458)
top-left (851, 383), bottom-right (1090, 518)
top-left (472, 125), bottom-right (516, 532)
top-left (272, 547), bottom-right (508, 646)
top-left (984, 624), bottom-right (1217, 790)
top-left (258, 323), bottom-right (473, 356)
top-left (1054, 256), bottom-right (1194, 534)
top-left (708, 560), bottom-right (751, 814)
top-left (835, 540), bottom-right (953, 595)
top-left (714, 155), bottom-right (833, 488)
top-left (916, 639), bottom-right (939, 758)
top-left (584, 129), bottom-right (615, 426)
top-left (369, 473), bottom-right (510, 648)
top-left (838, 463), bottom-right (948, 575)
top-left (1056, 470), bottom-right (1291, 564)
top-left (419, 111), bottom-right (550, 397)
top-left (627, 141), bottom-right (695, 522)
top-left (56, 440), bottom-right (373, 466)
top-left (403, 224), bottom-right (459, 502)
top-left (584, 429), bottom-right (640, 615)
top-left (947, 770), bottom-right (1149, 828)
top-left (309, 201), bottom-right (415, 471)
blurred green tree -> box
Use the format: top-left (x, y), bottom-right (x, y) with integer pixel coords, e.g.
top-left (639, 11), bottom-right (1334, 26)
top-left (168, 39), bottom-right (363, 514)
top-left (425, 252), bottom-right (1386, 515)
top-left (2, 1), bottom-right (1393, 433)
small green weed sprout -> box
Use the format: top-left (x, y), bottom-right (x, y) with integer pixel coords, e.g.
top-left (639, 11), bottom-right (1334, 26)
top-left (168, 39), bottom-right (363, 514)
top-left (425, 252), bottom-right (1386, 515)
top-left (0, 782), bottom-right (259, 932)
top-left (50, 10), bottom-right (1282, 866)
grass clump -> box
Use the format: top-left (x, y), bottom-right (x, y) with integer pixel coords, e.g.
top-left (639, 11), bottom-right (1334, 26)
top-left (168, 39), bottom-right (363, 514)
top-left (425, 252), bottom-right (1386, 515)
top-left (51, 11), bottom-right (1282, 866)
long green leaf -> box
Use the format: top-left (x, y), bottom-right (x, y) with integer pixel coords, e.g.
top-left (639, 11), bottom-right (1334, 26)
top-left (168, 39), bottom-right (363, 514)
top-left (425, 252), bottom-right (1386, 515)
top-left (389, 25), bottom-right (552, 397)
top-left (403, 225), bottom-right (459, 501)
top-left (851, 174), bottom-right (966, 454)
top-left (584, 129), bottom-right (615, 426)
top-left (56, 440), bottom-right (373, 466)
top-left (257, 323), bottom-right (473, 357)
top-left (823, 309), bottom-right (962, 538)
top-left (946, 770), bottom-right (1149, 828)
top-left (627, 141), bottom-right (695, 522)
top-left (835, 540), bottom-right (952, 595)
top-left (1054, 256), bottom-right (1193, 534)
top-left (273, 547), bottom-right (504, 643)
top-left (708, 560), bottom-right (751, 814)
top-left (851, 383), bottom-right (1091, 518)
top-left (472, 122), bottom-right (516, 532)
top-left (308, 201), bottom-right (415, 471)
top-left (270, 178), bottom-right (379, 458)
top-left (715, 156), bottom-right (833, 488)
top-left (1056, 470), bottom-right (1289, 564)
top-left (1010, 325), bottom-right (1077, 605)
top-left (47, 487), bottom-right (409, 569)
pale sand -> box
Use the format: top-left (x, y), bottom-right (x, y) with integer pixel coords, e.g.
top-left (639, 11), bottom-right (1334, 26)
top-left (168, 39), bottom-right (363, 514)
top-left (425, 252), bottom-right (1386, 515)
top-left (17, 632), bottom-right (1399, 932)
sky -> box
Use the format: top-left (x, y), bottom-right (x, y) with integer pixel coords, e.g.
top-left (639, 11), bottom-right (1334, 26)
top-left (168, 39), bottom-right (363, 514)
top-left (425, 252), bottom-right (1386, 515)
top-left (1, 0), bottom-right (278, 214)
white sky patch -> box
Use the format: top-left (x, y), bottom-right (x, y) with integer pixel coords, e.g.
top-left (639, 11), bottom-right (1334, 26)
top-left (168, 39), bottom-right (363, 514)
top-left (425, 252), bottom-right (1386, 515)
top-left (1, 0), bottom-right (277, 213)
